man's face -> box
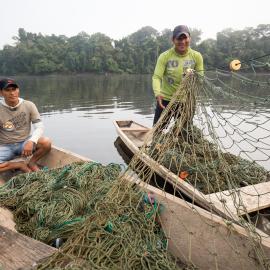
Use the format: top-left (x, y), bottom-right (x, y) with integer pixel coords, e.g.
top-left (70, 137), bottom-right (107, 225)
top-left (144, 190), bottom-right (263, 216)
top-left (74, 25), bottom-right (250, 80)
top-left (0, 86), bottom-right (20, 105)
top-left (173, 34), bottom-right (190, 54)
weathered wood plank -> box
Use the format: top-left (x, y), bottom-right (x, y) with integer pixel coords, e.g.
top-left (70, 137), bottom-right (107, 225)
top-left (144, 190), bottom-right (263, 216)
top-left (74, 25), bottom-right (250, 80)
top-left (37, 145), bottom-right (91, 169)
top-left (125, 133), bottom-right (145, 148)
top-left (0, 225), bottom-right (56, 270)
top-left (209, 181), bottom-right (270, 215)
top-left (124, 173), bottom-right (270, 270)
top-left (154, 186), bottom-right (270, 270)
top-left (119, 127), bottom-right (149, 132)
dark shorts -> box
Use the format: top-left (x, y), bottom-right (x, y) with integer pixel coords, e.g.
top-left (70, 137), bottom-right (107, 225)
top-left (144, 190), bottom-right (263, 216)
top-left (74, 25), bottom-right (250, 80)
top-left (153, 100), bottom-right (170, 126)
top-left (153, 99), bottom-right (184, 127)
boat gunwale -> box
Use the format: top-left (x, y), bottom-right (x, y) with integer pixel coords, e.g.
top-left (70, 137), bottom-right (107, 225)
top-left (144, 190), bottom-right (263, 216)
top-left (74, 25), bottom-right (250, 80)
top-left (113, 119), bottom-right (270, 224)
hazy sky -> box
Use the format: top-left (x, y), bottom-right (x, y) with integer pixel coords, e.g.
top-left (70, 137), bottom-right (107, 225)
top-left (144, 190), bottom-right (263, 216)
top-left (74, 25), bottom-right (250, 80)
top-left (1, 0), bottom-right (269, 48)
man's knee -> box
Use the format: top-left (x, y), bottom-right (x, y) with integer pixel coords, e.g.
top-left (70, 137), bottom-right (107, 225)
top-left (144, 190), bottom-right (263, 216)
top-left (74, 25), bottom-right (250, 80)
top-left (37, 137), bottom-right (52, 150)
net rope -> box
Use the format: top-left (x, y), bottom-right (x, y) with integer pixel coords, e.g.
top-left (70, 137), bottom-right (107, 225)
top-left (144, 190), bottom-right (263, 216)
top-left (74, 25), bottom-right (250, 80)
top-left (0, 63), bottom-right (270, 269)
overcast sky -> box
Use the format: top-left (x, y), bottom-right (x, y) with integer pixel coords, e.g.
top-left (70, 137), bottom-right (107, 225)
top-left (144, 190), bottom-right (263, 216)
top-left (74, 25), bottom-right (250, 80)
top-left (1, 0), bottom-right (269, 48)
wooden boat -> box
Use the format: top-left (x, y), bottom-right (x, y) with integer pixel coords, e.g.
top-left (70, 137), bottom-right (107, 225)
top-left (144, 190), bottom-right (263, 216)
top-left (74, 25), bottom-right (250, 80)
top-left (114, 120), bottom-right (270, 224)
top-left (1, 145), bottom-right (270, 270)
top-left (0, 145), bottom-right (91, 270)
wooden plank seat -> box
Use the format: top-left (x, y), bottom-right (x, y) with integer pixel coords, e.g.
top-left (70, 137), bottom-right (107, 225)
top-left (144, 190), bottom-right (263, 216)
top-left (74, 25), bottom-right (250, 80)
top-left (209, 181), bottom-right (270, 216)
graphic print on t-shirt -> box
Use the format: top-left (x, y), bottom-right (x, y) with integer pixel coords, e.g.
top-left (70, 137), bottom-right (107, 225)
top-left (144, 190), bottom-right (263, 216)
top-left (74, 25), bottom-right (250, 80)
top-left (2, 112), bottom-right (27, 132)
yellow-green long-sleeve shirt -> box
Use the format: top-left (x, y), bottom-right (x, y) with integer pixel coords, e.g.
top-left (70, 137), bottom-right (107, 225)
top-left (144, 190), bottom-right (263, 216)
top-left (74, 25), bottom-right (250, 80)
top-left (152, 47), bottom-right (204, 101)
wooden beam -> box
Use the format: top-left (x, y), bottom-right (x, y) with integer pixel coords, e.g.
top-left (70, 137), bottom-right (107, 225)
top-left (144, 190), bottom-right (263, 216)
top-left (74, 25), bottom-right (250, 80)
top-left (0, 225), bottom-right (56, 270)
top-left (37, 145), bottom-right (91, 169)
top-left (209, 181), bottom-right (270, 215)
top-left (119, 128), bottom-right (149, 132)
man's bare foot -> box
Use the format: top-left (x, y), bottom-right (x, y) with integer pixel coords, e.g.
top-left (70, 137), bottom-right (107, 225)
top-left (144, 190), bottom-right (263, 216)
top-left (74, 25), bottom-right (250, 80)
top-left (28, 162), bottom-right (40, 172)
top-left (19, 163), bottom-right (31, 173)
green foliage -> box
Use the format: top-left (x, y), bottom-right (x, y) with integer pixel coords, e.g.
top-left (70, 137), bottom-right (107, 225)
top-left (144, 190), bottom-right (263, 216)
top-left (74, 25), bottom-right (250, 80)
top-left (198, 24), bottom-right (270, 70)
top-left (0, 24), bottom-right (270, 75)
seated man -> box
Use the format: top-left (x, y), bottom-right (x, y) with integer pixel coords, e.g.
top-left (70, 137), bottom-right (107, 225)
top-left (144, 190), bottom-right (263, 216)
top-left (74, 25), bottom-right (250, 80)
top-left (0, 78), bottom-right (51, 172)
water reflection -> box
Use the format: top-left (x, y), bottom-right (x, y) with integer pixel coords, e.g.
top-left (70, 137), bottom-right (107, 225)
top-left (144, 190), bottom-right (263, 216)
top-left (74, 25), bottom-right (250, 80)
top-left (7, 73), bottom-right (270, 167)
top-left (14, 74), bottom-right (154, 164)
top-left (16, 74), bottom-right (154, 115)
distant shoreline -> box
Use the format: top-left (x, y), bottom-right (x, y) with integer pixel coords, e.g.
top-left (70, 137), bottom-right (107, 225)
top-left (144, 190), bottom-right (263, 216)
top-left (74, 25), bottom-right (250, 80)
top-left (1, 26), bottom-right (269, 76)
top-left (1, 71), bottom-right (269, 78)
top-left (0, 72), bottom-right (152, 77)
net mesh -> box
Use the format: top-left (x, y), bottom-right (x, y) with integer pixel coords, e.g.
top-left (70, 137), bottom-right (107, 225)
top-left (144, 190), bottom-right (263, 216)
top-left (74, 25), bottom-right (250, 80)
top-left (0, 62), bottom-right (270, 269)
top-left (125, 68), bottom-right (270, 269)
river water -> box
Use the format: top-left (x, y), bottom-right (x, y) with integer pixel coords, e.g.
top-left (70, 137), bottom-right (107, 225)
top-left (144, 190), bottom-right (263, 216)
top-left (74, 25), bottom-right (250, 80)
top-left (13, 74), bottom-right (154, 164)
top-left (7, 73), bottom-right (270, 169)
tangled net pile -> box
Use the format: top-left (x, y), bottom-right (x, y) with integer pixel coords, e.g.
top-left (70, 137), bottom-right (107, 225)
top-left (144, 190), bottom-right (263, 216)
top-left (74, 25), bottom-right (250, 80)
top-left (0, 162), bottom-right (187, 269)
top-left (126, 68), bottom-right (270, 269)
top-left (151, 124), bottom-right (269, 193)
top-left (145, 72), bottom-right (270, 194)
top-left (1, 61), bottom-right (270, 269)
top-left (0, 162), bottom-right (121, 244)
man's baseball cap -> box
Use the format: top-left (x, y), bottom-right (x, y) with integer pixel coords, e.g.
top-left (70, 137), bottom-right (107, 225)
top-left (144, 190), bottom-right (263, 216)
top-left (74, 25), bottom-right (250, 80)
top-left (0, 78), bottom-right (19, 90)
top-left (173, 25), bottom-right (190, 39)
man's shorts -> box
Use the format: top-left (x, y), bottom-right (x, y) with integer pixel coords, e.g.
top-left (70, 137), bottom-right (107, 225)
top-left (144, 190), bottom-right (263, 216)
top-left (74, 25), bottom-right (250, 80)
top-left (0, 140), bottom-right (30, 163)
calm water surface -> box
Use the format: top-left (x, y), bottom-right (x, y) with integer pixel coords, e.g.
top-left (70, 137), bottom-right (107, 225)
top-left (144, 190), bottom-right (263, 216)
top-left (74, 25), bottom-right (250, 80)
top-left (9, 74), bottom-right (270, 168)
top-left (15, 74), bottom-right (154, 164)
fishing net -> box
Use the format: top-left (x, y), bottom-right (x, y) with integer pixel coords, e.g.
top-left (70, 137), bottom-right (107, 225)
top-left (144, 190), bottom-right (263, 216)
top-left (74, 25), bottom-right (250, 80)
top-left (37, 66), bottom-right (270, 269)
top-left (124, 67), bottom-right (270, 269)
top-left (0, 162), bottom-right (121, 244)
top-left (1, 59), bottom-right (270, 270)
top-left (0, 162), bottom-right (188, 270)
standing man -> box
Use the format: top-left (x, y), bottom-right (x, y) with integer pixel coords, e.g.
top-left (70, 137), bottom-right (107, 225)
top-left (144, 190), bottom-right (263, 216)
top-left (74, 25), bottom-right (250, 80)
top-left (0, 78), bottom-right (51, 173)
top-left (152, 25), bottom-right (204, 126)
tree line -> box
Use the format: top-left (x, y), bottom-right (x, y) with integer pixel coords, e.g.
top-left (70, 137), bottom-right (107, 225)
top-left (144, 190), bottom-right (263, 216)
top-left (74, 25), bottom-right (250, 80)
top-left (0, 24), bottom-right (269, 75)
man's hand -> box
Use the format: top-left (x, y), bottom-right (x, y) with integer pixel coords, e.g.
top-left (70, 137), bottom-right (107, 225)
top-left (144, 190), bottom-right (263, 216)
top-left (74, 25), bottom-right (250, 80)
top-left (21, 141), bottom-right (35, 157)
top-left (156, 95), bottom-right (165, 109)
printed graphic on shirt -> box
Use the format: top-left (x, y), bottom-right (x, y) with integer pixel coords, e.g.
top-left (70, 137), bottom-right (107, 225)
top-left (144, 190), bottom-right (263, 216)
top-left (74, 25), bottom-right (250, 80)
top-left (167, 77), bottom-right (175, 85)
top-left (183, 60), bottom-right (195, 68)
top-left (2, 112), bottom-right (27, 132)
top-left (2, 121), bottom-right (15, 131)
top-left (167, 60), bottom-right (179, 68)
top-left (182, 60), bottom-right (196, 77)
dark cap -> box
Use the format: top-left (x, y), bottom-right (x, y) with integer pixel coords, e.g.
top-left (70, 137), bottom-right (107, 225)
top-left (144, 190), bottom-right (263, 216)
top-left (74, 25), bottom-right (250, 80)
top-left (173, 25), bottom-right (190, 39)
top-left (0, 78), bottom-right (19, 90)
